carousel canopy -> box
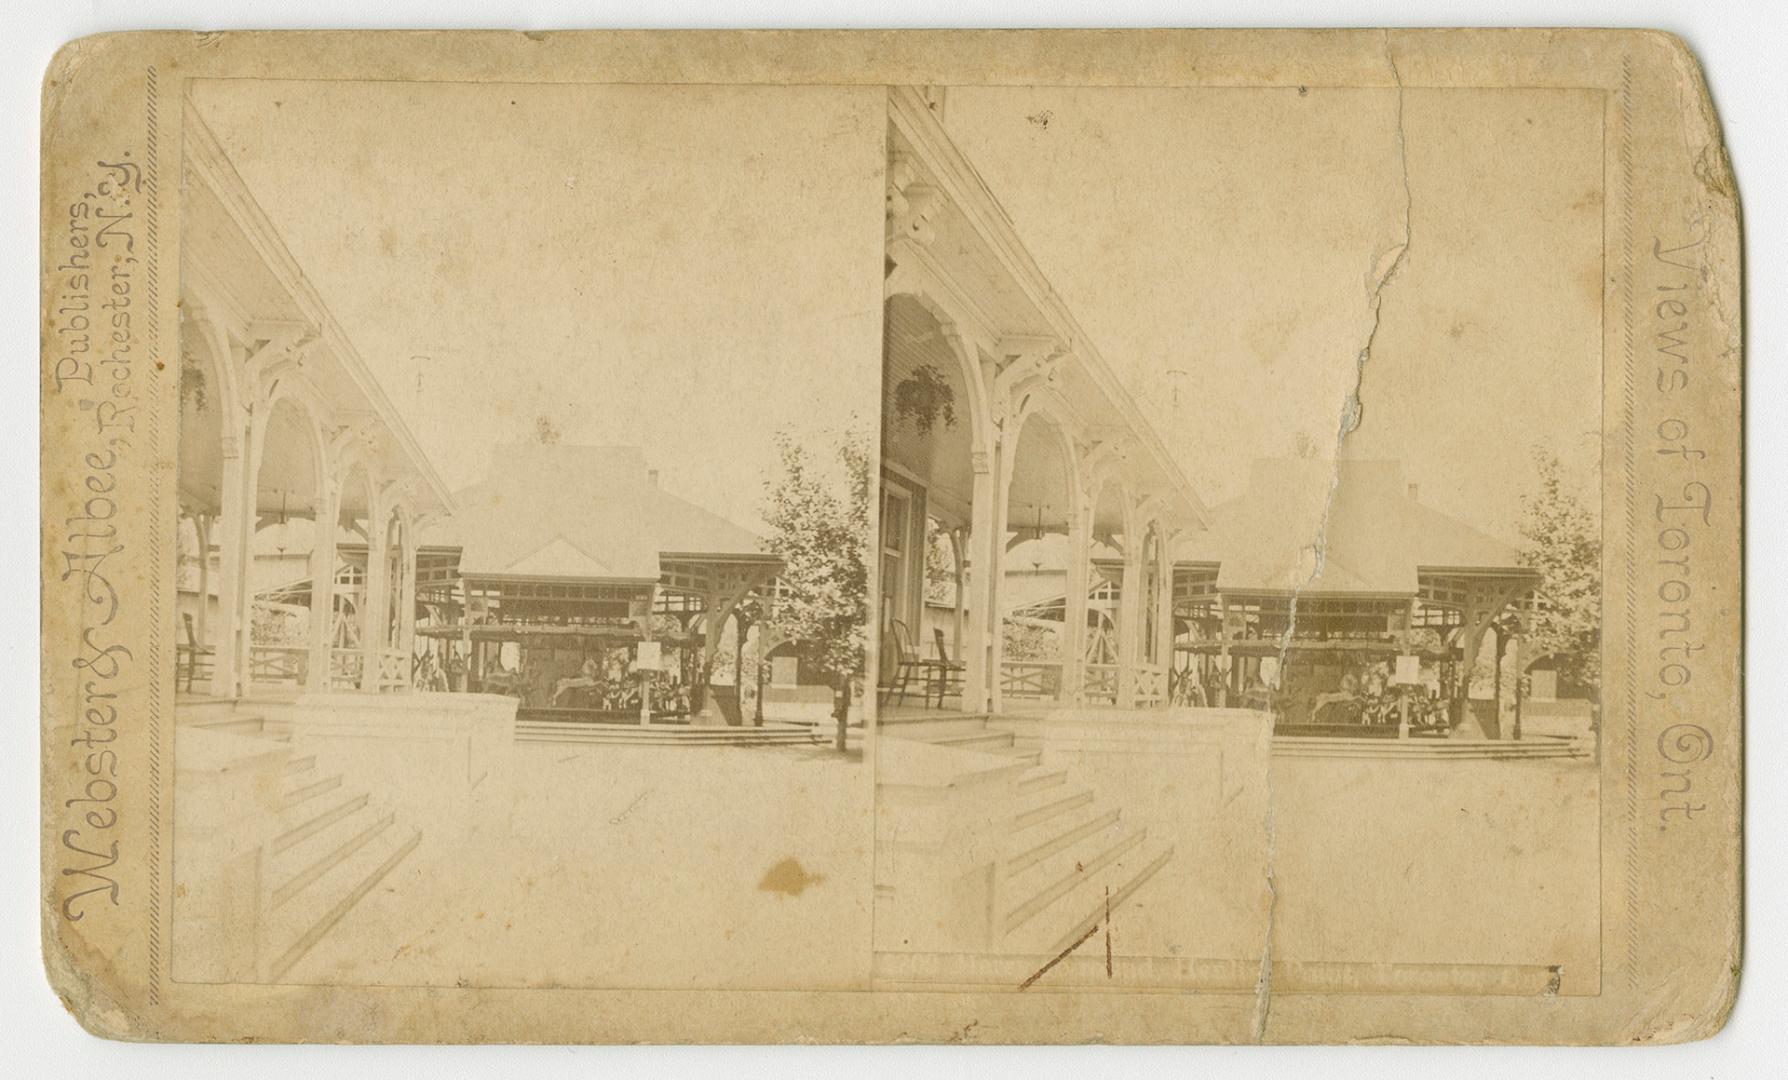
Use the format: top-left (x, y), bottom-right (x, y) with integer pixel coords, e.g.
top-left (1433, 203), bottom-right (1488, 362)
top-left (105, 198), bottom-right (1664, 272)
top-left (1177, 459), bottom-right (1532, 597)
top-left (419, 444), bottom-right (775, 584)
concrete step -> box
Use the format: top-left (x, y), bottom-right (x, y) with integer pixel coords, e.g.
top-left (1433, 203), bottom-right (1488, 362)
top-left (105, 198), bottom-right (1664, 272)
top-left (1007, 803), bottom-right (1122, 875)
top-left (268, 807), bottom-right (396, 910)
top-left (1012, 786), bottom-right (1093, 832)
top-left (1016, 768), bottom-right (1068, 796)
top-left (282, 753), bottom-right (317, 778)
top-left (190, 714), bottom-right (270, 735)
top-left (278, 773), bottom-right (342, 812)
top-left (878, 715), bottom-right (992, 739)
top-left (266, 822), bottom-right (421, 981)
top-left (1004, 825), bottom-right (1147, 934)
top-left (922, 730), bottom-right (1017, 752)
top-left (1004, 839), bottom-right (1175, 958)
top-left (272, 792), bottom-right (370, 856)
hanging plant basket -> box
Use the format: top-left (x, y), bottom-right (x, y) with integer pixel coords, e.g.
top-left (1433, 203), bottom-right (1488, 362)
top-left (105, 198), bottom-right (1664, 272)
top-left (892, 363), bottom-right (957, 435)
top-left (179, 346), bottom-right (208, 413)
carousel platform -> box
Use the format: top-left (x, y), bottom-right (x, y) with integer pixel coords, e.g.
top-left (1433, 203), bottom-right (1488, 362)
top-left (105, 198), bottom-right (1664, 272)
top-left (513, 716), bottom-right (823, 747)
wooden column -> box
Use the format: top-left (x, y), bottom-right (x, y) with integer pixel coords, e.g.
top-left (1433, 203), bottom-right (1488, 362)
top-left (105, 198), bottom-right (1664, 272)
top-left (193, 512), bottom-right (211, 653)
top-left (949, 527), bottom-right (967, 665)
top-left (397, 510), bottom-right (417, 687)
top-left (987, 440), bottom-right (1013, 715)
top-left (1061, 500), bottom-right (1091, 703)
top-left (1216, 593), bottom-right (1231, 708)
top-left (1154, 541), bottom-right (1175, 704)
top-left (963, 450), bottom-right (997, 712)
top-left (235, 414), bottom-right (270, 693)
top-left (1116, 539), bottom-right (1142, 707)
top-left (359, 496), bottom-right (388, 692)
top-left (212, 431), bottom-right (247, 697)
top-left (458, 578), bottom-right (473, 692)
top-left (305, 472), bottom-right (340, 691)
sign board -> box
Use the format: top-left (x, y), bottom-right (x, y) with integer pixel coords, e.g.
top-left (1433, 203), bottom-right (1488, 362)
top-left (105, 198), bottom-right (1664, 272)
top-left (1393, 654), bottom-right (1421, 685)
top-left (634, 641), bottom-right (662, 672)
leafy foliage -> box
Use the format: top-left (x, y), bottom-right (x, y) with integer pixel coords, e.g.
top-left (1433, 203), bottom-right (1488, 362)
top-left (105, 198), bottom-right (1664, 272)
top-left (1517, 447), bottom-right (1602, 699)
top-left (1000, 618), bottom-right (1062, 662)
top-left (891, 363), bottom-right (957, 435)
top-left (179, 346), bottom-right (208, 413)
top-left (761, 423), bottom-right (871, 718)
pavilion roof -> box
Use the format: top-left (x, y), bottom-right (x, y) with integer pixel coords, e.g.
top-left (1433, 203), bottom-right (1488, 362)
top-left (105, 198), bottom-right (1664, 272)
top-left (1176, 459), bottom-right (1532, 596)
top-left (419, 445), bottom-right (774, 583)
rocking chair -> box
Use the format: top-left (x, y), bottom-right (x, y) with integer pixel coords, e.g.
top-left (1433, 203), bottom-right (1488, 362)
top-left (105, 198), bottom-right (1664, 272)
top-left (929, 627), bottom-right (965, 708)
top-left (885, 620), bottom-right (930, 708)
top-left (177, 612), bottom-right (215, 693)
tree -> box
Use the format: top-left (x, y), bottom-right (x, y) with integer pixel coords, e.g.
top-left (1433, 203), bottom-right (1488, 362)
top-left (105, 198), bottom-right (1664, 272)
top-left (761, 423), bottom-right (871, 751)
top-left (1517, 447), bottom-right (1601, 701)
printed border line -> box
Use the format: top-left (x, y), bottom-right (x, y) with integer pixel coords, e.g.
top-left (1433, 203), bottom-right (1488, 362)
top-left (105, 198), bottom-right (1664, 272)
top-left (151, 74), bottom-right (1622, 1003)
top-left (1617, 54), bottom-right (1640, 996)
top-left (144, 63), bottom-right (165, 1008)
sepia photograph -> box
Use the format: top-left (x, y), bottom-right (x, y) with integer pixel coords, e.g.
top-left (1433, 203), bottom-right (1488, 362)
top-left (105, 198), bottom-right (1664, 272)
top-left (873, 82), bottom-right (1603, 997)
top-left (34, 26), bottom-right (1742, 1048)
top-left (168, 78), bottom-right (883, 989)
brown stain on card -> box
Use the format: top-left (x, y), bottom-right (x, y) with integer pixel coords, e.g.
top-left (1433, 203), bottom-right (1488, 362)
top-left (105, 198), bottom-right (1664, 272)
top-left (757, 857), bottom-right (824, 898)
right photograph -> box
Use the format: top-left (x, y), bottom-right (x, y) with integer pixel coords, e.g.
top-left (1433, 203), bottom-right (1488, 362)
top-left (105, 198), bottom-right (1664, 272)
top-left (873, 84), bottom-right (1603, 996)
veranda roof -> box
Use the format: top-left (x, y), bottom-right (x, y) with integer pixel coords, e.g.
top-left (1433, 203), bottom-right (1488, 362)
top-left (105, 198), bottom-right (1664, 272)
top-left (1177, 459), bottom-right (1532, 596)
top-left (419, 445), bottom-right (773, 583)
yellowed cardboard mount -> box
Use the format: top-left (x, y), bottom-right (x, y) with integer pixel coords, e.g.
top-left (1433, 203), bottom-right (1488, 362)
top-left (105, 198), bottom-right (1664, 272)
top-left (40, 29), bottom-right (1740, 1044)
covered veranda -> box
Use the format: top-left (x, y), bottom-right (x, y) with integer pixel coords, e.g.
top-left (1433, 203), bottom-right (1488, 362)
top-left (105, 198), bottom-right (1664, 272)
top-left (878, 87), bottom-right (1206, 719)
top-left (174, 103), bottom-right (452, 700)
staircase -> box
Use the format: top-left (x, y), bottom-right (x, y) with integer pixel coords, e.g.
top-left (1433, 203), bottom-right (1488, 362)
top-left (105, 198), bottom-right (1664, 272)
top-left (175, 699), bottom-right (423, 982)
top-left (264, 747), bottom-right (422, 980)
top-left (879, 713), bottom-right (1174, 958)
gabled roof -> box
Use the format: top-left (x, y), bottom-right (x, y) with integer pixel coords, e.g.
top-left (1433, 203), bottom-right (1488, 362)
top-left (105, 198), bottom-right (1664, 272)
top-left (1177, 459), bottom-right (1532, 596)
top-left (418, 445), bottom-right (773, 582)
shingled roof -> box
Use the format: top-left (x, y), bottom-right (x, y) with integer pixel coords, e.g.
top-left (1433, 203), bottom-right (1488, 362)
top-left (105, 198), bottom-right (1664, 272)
top-left (1177, 459), bottom-right (1532, 596)
top-left (419, 445), bottom-right (774, 583)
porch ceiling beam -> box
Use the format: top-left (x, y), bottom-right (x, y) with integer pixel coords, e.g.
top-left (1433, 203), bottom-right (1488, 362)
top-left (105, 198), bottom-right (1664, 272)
top-left (889, 87), bottom-right (1208, 531)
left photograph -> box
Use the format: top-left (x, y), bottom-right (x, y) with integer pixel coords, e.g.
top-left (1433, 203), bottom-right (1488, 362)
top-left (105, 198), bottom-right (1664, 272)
top-left (169, 79), bottom-right (884, 989)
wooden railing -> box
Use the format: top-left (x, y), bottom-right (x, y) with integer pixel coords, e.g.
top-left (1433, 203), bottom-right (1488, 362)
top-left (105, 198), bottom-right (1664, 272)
top-left (1000, 660), bottom-right (1063, 701)
top-left (247, 645), bottom-right (308, 686)
top-left (1133, 664), bottom-right (1168, 707)
top-left (378, 649), bottom-right (409, 692)
top-left (330, 648), bottom-right (364, 690)
top-left (1081, 663), bottom-right (1119, 704)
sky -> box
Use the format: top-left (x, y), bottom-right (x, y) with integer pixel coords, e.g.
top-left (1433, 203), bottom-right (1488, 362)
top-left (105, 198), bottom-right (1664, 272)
top-left (192, 79), bottom-right (1604, 545)
top-left (942, 85), bottom-right (1605, 543)
top-left (190, 79), bottom-right (886, 531)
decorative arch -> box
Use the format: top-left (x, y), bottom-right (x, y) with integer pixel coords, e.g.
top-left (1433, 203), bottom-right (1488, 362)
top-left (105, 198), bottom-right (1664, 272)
top-left (181, 301), bottom-right (247, 428)
top-left (242, 384), bottom-right (328, 691)
top-left (883, 286), bottom-right (996, 464)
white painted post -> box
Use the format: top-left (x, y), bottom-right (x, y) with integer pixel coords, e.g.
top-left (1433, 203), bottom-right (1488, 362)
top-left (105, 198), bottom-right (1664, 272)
top-left (213, 432), bottom-right (246, 697)
top-left (1116, 542), bottom-right (1142, 708)
top-left (1062, 497), bottom-right (1091, 704)
top-left (306, 472), bottom-right (339, 691)
top-left (964, 452), bottom-right (997, 712)
top-left (359, 494), bottom-right (388, 692)
top-left (397, 508), bottom-right (418, 689)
